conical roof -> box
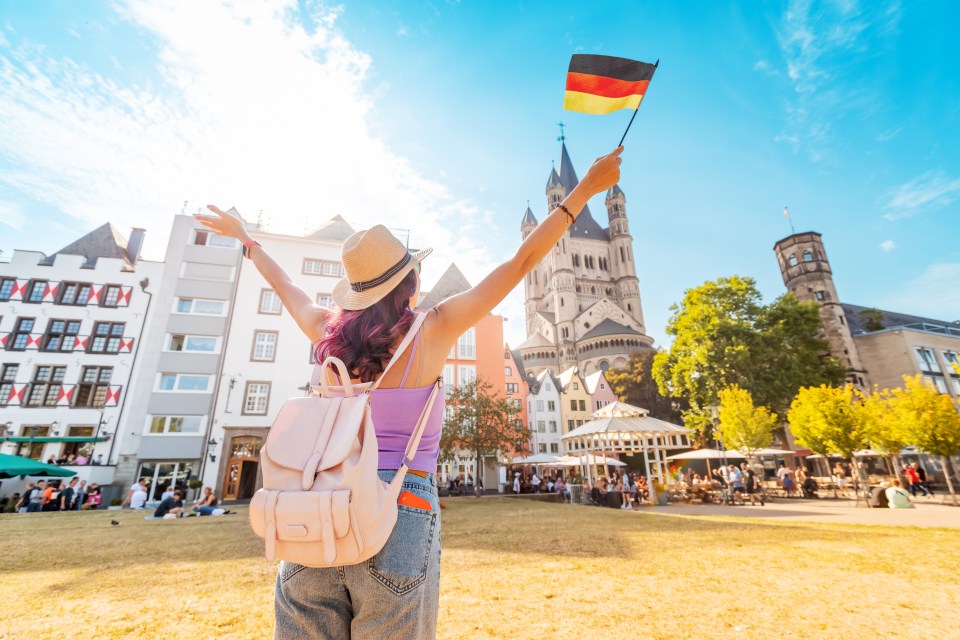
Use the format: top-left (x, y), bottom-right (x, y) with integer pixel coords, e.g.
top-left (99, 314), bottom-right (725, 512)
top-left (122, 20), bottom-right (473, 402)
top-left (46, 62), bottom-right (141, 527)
top-left (545, 165), bottom-right (562, 190)
top-left (417, 263), bottom-right (472, 310)
top-left (308, 215), bottom-right (356, 242)
top-left (606, 184), bottom-right (624, 199)
top-left (521, 206), bottom-right (538, 228)
top-left (558, 143), bottom-right (579, 193)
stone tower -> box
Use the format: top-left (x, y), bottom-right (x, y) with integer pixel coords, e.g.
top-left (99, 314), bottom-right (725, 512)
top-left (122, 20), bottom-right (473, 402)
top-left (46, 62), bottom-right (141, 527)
top-left (517, 141), bottom-right (653, 378)
top-left (773, 231), bottom-right (868, 388)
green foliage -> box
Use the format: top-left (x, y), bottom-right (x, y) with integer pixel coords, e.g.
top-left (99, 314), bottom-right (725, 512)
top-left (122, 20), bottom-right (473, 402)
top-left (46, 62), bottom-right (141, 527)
top-left (859, 308), bottom-right (885, 332)
top-left (605, 349), bottom-right (687, 424)
top-left (788, 385), bottom-right (870, 458)
top-left (652, 277), bottom-right (846, 435)
top-left (716, 385), bottom-right (777, 456)
top-left (892, 375), bottom-right (960, 458)
top-left (440, 377), bottom-right (528, 480)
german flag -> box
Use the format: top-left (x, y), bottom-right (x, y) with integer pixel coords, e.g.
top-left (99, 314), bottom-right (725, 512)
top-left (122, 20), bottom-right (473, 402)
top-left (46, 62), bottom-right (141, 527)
top-left (563, 54), bottom-right (658, 115)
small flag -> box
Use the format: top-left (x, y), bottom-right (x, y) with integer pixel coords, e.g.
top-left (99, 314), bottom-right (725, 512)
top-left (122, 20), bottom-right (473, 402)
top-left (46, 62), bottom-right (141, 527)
top-left (563, 54), bottom-right (658, 115)
top-left (783, 207), bottom-right (790, 219)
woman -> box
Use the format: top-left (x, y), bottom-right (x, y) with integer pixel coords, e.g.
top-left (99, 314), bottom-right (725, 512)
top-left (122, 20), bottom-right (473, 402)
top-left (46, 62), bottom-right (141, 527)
top-left (192, 486), bottom-right (218, 516)
top-left (196, 145), bottom-right (623, 639)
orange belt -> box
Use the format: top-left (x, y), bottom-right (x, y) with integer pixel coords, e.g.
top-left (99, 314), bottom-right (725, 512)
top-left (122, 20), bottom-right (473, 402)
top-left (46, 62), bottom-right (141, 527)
top-left (407, 470), bottom-right (429, 478)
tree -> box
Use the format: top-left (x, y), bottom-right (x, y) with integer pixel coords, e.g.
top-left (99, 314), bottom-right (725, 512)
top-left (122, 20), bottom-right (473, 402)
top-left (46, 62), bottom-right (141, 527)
top-left (788, 384), bottom-right (871, 494)
top-left (890, 375), bottom-right (960, 505)
top-left (859, 308), bottom-right (885, 332)
top-left (716, 385), bottom-right (777, 459)
top-left (441, 377), bottom-right (528, 490)
top-left (653, 276), bottom-right (845, 438)
top-left (861, 387), bottom-right (907, 483)
top-left (605, 349), bottom-right (687, 424)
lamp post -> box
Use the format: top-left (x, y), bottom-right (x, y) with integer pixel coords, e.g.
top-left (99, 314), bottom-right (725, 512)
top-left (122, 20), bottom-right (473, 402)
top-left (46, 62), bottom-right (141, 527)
top-left (208, 437), bottom-right (219, 463)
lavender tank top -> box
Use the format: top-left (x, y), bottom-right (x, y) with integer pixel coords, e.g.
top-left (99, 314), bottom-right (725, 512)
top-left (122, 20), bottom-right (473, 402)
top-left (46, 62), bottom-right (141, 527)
top-left (369, 331), bottom-right (444, 472)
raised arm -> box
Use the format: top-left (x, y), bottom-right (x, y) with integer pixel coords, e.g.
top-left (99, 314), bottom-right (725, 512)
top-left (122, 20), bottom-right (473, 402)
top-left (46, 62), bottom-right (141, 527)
top-left (431, 146), bottom-right (624, 344)
top-left (194, 206), bottom-right (332, 343)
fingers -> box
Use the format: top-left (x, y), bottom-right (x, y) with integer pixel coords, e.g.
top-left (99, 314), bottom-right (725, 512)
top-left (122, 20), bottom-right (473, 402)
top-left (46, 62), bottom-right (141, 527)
top-left (206, 204), bottom-right (227, 216)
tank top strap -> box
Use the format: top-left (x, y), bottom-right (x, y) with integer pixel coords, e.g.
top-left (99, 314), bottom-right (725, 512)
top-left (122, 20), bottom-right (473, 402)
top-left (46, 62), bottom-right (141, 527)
top-left (398, 330), bottom-right (421, 388)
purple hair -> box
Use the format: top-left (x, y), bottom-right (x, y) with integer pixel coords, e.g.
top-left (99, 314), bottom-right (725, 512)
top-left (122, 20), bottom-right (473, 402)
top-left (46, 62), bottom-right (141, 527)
top-left (314, 270), bottom-right (418, 382)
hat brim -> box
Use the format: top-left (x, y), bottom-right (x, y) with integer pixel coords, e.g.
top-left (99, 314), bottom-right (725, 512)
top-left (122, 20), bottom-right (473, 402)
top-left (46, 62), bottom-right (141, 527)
top-left (332, 248), bottom-right (432, 311)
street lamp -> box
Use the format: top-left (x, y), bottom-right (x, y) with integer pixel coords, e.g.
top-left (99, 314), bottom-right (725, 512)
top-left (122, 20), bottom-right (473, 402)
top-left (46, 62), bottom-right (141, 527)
top-left (208, 437), bottom-right (219, 463)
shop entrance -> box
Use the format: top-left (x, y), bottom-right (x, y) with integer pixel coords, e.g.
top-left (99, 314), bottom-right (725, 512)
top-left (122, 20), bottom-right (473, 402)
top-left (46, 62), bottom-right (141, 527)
top-left (223, 436), bottom-right (262, 500)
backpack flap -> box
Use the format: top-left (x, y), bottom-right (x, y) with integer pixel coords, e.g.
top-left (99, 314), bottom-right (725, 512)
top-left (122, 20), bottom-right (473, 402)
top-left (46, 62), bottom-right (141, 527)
top-left (264, 395), bottom-right (369, 487)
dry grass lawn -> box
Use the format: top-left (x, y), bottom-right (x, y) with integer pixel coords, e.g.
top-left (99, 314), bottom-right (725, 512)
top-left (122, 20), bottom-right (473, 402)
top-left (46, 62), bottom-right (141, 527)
top-left (1, 498), bottom-right (958, 640)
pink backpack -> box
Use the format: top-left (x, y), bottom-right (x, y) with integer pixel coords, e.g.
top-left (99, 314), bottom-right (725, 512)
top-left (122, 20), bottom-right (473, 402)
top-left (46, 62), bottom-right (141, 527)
top-left (249, 312), bottom-right (441, 567)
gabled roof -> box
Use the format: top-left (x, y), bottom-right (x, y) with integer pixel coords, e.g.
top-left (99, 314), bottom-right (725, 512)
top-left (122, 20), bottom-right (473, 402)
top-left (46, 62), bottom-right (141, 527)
top-left (842, 303), bottom-right (960, 337)
top-left (515, 331), bottom-right (554, 351)
top-left (308, 215), bottom-right (355, 242)
top-left (417, 263), bottom-right (472, 310)
top-left (509, 348), bottom-right (529, 381)
top-left (46, 222), bottom-right (132, 268)
top-left (557, 366), bottom-right (585, 392)
top-left (537, 310), bottom-right (555, 324)
top-left (584, 370), bottom-right (609, 394)
top-left (530, 369), bottom-right (562, 396)
top-left (521, 206), bottom-right (538, 228)
top-left (580, 318), bottom-right (642, 341)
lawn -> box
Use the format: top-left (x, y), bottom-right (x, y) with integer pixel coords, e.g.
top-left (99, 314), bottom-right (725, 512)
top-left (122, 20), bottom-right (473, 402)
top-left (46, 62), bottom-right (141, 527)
top-left (1, 499), bottom-right (958, 640)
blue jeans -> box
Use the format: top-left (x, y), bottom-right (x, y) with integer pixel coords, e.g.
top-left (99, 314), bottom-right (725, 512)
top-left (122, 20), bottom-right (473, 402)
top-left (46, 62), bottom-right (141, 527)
top-left (274, 470), bottom-right (441, 639)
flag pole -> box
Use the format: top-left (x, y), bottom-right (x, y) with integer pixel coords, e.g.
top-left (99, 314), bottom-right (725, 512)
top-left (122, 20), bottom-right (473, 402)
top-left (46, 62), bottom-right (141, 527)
top-left (617, 59), bottom-right (658, 147)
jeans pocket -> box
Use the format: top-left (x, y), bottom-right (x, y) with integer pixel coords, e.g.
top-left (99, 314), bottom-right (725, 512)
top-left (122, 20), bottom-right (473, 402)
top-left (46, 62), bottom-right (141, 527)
top-left (279, 561), bottom-right (308, 584)
top-left (367, 505), bottom-right (436, 595)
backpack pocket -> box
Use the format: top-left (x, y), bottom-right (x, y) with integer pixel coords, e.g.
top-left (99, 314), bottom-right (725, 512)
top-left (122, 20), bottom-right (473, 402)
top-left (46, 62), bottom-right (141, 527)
top-left (250, 489), bottom-right (354, 564)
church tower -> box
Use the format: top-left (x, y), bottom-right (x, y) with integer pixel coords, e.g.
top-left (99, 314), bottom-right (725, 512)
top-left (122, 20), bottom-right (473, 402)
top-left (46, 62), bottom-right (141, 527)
top-left (773, 231), bottom-right (868, 389)
top-left (516, 136), bottom-right (653, 378)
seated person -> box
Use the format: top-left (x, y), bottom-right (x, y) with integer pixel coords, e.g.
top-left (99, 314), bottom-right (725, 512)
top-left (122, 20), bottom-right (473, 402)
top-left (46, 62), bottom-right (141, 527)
top-left (885, 479), bottom-right (915, 509)
top-left (802, 475), bottom-right (819, 499)
top-left (154, 490), bottom-right (184, 518)
top-left (192, 486), bottom-right (219, 516)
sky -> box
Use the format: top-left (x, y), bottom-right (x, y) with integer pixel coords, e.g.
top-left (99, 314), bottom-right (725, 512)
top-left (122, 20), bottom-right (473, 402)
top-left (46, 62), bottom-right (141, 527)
top-left (1, 0), bottom-right (958, 349)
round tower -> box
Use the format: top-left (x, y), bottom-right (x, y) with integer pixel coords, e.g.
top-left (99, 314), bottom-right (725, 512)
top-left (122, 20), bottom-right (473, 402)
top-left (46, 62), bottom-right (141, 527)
top-left (773, 231), bottom-right (868, 388)
top-left (605, 184), bottom-right (645, 331)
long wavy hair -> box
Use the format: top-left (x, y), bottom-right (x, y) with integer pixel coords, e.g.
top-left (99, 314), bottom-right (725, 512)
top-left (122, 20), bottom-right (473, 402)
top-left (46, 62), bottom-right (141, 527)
top-left (313, 269), bottom-right (418, 383)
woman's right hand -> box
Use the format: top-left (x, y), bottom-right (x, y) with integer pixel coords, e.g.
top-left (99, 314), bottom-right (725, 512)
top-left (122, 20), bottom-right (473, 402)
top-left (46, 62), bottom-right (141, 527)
top-left (578, 146), bottom-right (624, 196)
top-left (195, 205), bottom-right (251, 242)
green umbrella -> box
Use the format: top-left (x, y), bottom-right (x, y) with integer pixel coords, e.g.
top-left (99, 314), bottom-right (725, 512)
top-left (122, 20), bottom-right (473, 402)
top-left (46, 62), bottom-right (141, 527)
top-left (0, 453), bottom-right (78, 479)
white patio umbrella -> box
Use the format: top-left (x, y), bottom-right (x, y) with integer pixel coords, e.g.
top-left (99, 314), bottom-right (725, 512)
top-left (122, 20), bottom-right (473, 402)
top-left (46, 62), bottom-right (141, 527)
top-left (512, 453), bottom-right (564, 465)
top-left (665, 448), bottom-right (746, 460)
top-left (751, 448), bottom-right (795, 456)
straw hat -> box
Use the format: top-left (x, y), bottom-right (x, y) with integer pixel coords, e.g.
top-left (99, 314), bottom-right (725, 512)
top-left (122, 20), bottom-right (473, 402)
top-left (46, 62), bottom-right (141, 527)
top-left (332, 224), bottom-right (432, 310)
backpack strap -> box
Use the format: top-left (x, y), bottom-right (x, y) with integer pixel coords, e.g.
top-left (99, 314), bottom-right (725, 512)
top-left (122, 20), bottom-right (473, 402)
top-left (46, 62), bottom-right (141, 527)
top-left (388, 376), bottom-right (443, 495)
top-left (369, 311), bottom-right (427, 392)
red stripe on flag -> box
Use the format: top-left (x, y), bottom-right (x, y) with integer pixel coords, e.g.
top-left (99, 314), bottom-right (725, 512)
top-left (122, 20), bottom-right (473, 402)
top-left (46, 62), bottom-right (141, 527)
top-left (565, 72), bottom-right (649, 99)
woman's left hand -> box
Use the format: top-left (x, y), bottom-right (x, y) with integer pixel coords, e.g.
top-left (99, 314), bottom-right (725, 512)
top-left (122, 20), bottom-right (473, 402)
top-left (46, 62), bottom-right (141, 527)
top-left (194, 205), bottom-right (251, 242)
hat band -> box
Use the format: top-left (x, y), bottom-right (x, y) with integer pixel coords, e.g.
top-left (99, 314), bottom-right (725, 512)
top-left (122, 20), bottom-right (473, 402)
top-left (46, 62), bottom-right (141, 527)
top-left (349, 253), bottom-right (412, 293)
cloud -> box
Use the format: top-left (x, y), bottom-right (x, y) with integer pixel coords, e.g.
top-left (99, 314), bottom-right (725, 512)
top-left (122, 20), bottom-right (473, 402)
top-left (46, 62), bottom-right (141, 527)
top-left (880, 263), bottom-right (960, 323)
top-left (880, 240), bottom-right (894, 251)
top-left (0, 200), bottom-right (25, 231)
top-left (752, 59), bottom-right (770, 72)
top-left (397, 24), bottom-right (409, 37)
top-left (0, 0), bottom-right (509, 318)
top-left (881, 170), bottom-right (960, 220)
top-left (772, 0), bottom-right (901, 161)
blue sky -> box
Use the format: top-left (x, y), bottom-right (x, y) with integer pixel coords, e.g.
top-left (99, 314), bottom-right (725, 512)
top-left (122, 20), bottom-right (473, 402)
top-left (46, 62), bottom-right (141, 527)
top-left (1, 0), bottom-right (958, 348)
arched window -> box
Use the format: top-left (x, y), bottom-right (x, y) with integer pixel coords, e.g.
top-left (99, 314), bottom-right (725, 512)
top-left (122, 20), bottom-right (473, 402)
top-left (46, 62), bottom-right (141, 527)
top-left (788, 254), bottom-right (798, 267)
top-left (802, 249), bottom-right (813, 262)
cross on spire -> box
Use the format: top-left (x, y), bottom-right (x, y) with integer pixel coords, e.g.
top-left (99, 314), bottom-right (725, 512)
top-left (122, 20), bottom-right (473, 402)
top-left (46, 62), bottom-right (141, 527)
top-left (557, 121), bottom-right (566, 143)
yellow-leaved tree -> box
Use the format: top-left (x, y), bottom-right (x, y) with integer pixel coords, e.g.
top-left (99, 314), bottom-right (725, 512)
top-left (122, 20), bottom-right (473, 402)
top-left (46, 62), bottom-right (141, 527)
top-left (861, 387), bottom-right (908, 483)
top-left (716, 385), bottom-right (777, 461)
top-left (788, 384), bottom-right (871, 494)
top-left (889, 375), bottom-right (960, 506)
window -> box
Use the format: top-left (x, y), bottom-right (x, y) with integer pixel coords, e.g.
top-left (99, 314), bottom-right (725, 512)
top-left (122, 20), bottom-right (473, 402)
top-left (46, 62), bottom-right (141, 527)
top-left (549, 421), bottom-right (557, 433)
top-left (506, 383), bottom-right (519, 394)
top-left (175, 297), bottom-right (226, 315)
top-left (458, 365), bottom-right (476, 386)
top-left (547, 400), bottom-right (556, 412)
top-left (538, 443), bottom-right (547, 453)
top-left (923, 376), bottom-right (949, 394)
top-left (26, 365), bottom-right (65, 407)
top-left (537, 421), bottom-right (546, 433)
top-left (58, 282), bottom-right (92, 305)
top-left (579, 399), bottom-right (586, 411)
top-left (443, 365), bottom-right (455, 394)
top-left (8, 318), bottom-right (35, 351)
top-left (303, 259), bottom-right (344, 277)
top-left (25, 280), bottom-right (47, 303)
top-left (148, 415), bottom-right (203, 434)
top-left (181, 262), bottom-right (234, 282)
top-left (193, 229), bottom-right (238, 247)
top-left (258, 289), bottom-right (282, 314)
top-left (600, 383), bottom-right (606, 390)
top-left (157, 373), bottom-right (212, 393)
top-left (0, 278), bottom-right (15, 301)
top-left (596, 401), bottom-right (603, 410)
top-left (0, 364), bottom-right (19, 407)
top-left (252, 331), bottom-right (278, 361)
top-left (802, 249), bottom-right (813, 262)
top-left (42, 319), bottom-right (80, 352)
top-left (570, 399), bottom-right (577, 410)
top-left (88, 322), bottom-right (125, 353)
top-left (914, 347), bottom-right (941, 373)
top-left (100, 285), bottom-right (121, 308)
top-left (243, 382), bottom-right (271, 415)
top-left (788, 254), bottom-right (798, 267)
top-left (504, 366), bottom-right (512, 377)
top-left (316, 294), bottom-right (335, 309)
top-left (167, 334), bottom-right (218, 353)
top-left (550, 443), bottom-right (559, 453)
top-left (457, 328), bottom-right (476, 359)
top-left (573, 382), bottom-right (579, 390)
top-left (536, 400), bottom-right (544, 412)
top-left (815, 291), bottom-right (825, 301)
top-left (567, 419), bottom-right (574, 431)
top-left (942, 350), bottom-right (959, 372)
top-left (75, 366), bottom-right (113, 407)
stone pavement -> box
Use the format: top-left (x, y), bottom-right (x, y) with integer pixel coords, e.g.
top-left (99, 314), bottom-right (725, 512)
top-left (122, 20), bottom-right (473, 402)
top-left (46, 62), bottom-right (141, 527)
top-left (642, 495), bottom-right (960, 529)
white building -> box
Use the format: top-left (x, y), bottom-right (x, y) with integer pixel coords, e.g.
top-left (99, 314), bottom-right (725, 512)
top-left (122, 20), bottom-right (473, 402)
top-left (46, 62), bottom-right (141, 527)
top-left (0, 224), bottom-right (162, 500)
top-left (203, 215), bottom-right (355, 498)
top-left (526, 370), bottom-right (563, 455)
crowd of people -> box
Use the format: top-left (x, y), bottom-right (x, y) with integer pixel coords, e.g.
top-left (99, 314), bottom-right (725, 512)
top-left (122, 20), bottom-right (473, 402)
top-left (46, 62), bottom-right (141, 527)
top-left (8, 478), bottom-right (103, 512)
top-left (43, 451), bottom-right (105, 466)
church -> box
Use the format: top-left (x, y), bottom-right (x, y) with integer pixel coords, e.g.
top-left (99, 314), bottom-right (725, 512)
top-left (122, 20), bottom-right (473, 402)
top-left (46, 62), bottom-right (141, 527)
top-left (515, 140), bottom-right (653, 377)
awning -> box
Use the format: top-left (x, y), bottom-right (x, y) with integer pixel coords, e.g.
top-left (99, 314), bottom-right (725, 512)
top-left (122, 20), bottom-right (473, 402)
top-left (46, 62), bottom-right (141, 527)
top-left (0, 453), bottom-right (78, 479)
top-left (2, 436), bottom-right (109, 443)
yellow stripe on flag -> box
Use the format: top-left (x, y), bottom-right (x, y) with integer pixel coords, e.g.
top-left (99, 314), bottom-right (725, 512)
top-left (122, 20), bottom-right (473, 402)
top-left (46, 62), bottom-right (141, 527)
top-left (563, 91), bottom-right (643, 115)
